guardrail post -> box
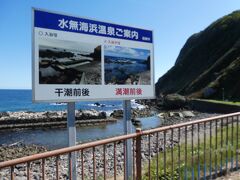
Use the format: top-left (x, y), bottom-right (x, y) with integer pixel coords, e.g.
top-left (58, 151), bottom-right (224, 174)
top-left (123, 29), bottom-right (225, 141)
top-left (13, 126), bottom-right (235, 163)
top-left (11, 166), bottom-right (14, 180)
top-left (123, 100), bottom-right (132, 180)
top-left (67, 102), bottom-right (77, 180)
top-left (136, 128), bottom-right (142, 180)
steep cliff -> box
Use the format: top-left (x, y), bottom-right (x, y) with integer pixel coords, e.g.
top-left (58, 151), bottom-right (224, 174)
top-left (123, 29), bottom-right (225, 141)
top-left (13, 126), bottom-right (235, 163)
top-left (156, 10), bottom-right (240, 101)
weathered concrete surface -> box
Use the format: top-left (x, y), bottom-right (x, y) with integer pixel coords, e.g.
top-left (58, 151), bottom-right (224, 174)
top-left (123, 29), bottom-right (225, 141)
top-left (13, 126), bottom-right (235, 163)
top-left (0, 110), bottom-right (116, 130)
top-left (190, 99), bottom-right (240, 113)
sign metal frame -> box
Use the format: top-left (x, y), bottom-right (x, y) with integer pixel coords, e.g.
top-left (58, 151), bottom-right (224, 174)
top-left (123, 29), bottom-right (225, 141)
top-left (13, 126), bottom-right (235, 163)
top-left (32, 8), bottom-right (155, 103)
top-left (32, 8), bottom-right (155, 179)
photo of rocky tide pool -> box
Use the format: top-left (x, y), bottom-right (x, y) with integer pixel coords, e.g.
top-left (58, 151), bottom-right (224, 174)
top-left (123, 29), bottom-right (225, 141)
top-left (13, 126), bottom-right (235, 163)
top-left (104, 45), bottom-right (151, 85)
top-left (39, 39), bottom-right (101, 84)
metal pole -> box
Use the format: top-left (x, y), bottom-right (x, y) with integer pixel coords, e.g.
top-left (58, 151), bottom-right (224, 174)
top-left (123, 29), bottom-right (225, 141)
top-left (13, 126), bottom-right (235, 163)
top-left (67, 102), bottom-right (77, 180)
top-left (123, 100), bottom-right (132, 179)
top-left (222, 88), bottom-right (225, 101)
top-left (136, 128), bottom-right (142, 180)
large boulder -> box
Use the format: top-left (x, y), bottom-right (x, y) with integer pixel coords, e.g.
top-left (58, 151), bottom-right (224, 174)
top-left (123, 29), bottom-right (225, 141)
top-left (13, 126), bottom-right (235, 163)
top-left (110, 110), bottom-right (123, 118)
top-left (91, 45), bottom-right (101, 61)
top-left (110, 108), bottom-right (152, 119)
top-left (39, 49), bottom-right (74, 58)
top-left (80, 109), bottom-right (106, 120)
top-left (163, 94), bottom-right (187, 109)
top-left (182, 111), bottom-right (195, 118)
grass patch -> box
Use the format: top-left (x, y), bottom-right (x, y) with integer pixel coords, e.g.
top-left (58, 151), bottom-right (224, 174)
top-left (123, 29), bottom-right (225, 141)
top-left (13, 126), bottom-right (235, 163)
top-left (198, 99), bottom-right (240, 106)
top-left (143, 124), bottom-right (240, 179)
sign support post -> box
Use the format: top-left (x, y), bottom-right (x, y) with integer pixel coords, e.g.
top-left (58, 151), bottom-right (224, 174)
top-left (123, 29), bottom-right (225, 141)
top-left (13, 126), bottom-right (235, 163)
top-left (123, 100), bottom-right (132, 179)
top-left (33, 9), bottom-right (154, 179)
top-left (67, 102), bottom-right (77, 180)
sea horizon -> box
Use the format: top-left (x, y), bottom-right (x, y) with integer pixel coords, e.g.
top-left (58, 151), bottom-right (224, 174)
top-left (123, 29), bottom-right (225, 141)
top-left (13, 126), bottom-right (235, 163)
top-left (0, 89), bottom-right (144, 113)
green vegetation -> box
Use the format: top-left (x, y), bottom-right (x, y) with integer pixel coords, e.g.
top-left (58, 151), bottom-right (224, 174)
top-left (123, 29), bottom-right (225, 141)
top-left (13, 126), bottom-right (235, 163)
top-left (216, 10), bottom-right (240, 27)
top-left (155, 10), bottom-right (240, 101)
top-left (143, 124), bottom-right (240, 179)
top-left (199, 99), bottom-right (240, 106)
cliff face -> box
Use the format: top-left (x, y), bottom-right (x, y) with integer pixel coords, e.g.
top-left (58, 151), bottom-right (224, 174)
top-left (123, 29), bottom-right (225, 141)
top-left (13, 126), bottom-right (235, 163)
top-left (156, 10), bottom-right (240, 101)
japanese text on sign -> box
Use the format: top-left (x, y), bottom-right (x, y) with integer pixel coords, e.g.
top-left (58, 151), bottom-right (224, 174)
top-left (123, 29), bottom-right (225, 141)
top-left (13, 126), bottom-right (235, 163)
top-left (58, 18), bottom-right (139, 40)
top-left (55, 88), bottom-right (90, 97)
top-left (34, 10), bottom-right (153, 43)
top-left (115, 88), bottom-right (143, 96)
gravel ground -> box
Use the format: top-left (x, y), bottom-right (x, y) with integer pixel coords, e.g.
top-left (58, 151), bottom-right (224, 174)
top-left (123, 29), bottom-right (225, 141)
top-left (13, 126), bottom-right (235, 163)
top-left (216, 170), bottom-right (240, 180)
top-left (0, 111), bottom-right (224, 179)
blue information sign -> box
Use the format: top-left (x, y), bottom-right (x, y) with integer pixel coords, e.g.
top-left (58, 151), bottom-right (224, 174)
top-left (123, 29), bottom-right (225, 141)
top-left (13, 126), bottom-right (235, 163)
top-left (33, 9), bottom-right (154, 102)
top-left (34, 10), bottom-right (153, 43)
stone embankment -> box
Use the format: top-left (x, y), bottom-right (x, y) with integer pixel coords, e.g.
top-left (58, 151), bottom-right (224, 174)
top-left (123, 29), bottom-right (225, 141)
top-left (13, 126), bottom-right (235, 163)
top-left (0, 107), bottom-right (153, 130)
top-left (0, 110), bottom-right (116, 130)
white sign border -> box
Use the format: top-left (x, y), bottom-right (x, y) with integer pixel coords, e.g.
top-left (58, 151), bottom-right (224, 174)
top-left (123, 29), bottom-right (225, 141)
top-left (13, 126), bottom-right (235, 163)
top-left (32, 8), bottom-right (155, 103)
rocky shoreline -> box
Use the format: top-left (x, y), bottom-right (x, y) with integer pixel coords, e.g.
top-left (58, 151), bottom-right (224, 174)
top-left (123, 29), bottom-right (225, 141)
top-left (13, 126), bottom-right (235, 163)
top-left (0, 142), bottom-right (47, 162)
top-left (0, 110), bottom-right (113, 130)
top-left (0, 107), bottom-right (153, 131)
top-left (0, 111), bottom-right (220, 179)
top-left (0, 98), bottom-right (223, 179)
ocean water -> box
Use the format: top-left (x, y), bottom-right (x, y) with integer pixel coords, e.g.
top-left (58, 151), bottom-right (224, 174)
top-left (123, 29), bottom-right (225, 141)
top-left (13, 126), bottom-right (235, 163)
top-left (0, 89), bottom-right (161, 149)
top-left (104, 56), bottom-right (148, 84)
top-left (0, 116), bottom-right (161, 149)
top-left (0, 89), bottom-right (123, 113)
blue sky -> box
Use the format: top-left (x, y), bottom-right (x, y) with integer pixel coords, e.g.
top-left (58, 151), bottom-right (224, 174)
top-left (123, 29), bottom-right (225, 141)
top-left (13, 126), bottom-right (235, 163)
top-left (104, 45), bottom-right (150, 60)
top-left (0, 0), bottom-right (239, 89)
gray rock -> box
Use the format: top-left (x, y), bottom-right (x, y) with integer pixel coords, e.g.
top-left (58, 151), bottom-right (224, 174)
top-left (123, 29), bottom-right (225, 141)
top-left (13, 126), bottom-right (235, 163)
top-left (110, 110), bottom-right (123, 118)
top-left (157, 113), bottom-right (167, 118)
top-left (163, 94), bottom-right (187, 109)
top-left (15, 176), bottom-right (25, 180)
top-left (15, 164), bottom-right (25, 170)
top-left (169, 112), bottom-right (183, 118)
top-left (44, 111), bottom-right (58, 118)
top-left (141, 153), bottom-right (147, 160)
top-left (182, 111), bottom-right (195, 118)
top-left (18, 171), bottom-right (26, 177)
top-left (0, 112), bottom-right (9, 118)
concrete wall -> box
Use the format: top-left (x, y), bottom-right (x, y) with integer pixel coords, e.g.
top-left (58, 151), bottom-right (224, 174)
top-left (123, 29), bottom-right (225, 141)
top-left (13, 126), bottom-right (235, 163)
top-left (189, 99), bottom-right (240, 113)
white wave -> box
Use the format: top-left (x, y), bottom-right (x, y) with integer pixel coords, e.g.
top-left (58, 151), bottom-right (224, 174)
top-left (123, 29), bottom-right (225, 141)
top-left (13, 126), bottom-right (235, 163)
top-left (105, 110), bottom-right (113, 117)
top-left (87, 103), bottom-right (117, 108)
top-left (50, 103), bottom-right (67, 106)
top-left (131, 100), bottom-right (146, 110)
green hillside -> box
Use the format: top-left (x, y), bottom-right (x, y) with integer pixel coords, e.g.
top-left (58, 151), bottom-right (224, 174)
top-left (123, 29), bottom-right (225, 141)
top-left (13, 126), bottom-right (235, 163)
top-left (156, 10), bottom-right (240, 101)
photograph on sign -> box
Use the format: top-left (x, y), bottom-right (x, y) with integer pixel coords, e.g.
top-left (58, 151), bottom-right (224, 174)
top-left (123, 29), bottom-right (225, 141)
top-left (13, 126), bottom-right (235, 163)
top-left (33, 9), bottom-right (154, 102)
top-left (39, 39), bottom-right (101, 84)
top-left (104, 45), bottom-right (151, 85)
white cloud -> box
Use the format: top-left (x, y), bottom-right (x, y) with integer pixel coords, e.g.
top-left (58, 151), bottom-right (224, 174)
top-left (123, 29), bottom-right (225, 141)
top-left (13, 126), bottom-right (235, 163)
top-left (104, 45), bottom-right (149, 59)
top-left (39, 38), bottom-right (99, 52)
